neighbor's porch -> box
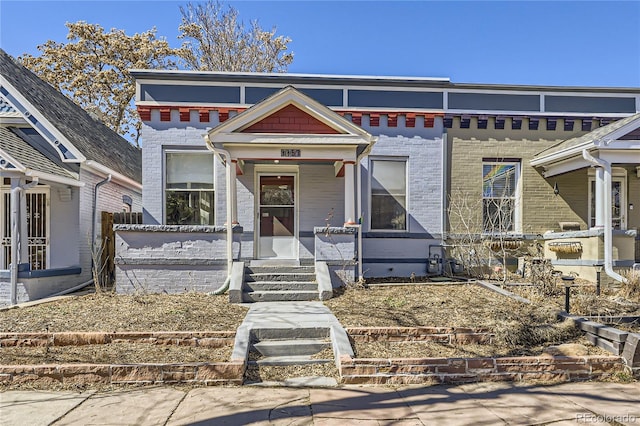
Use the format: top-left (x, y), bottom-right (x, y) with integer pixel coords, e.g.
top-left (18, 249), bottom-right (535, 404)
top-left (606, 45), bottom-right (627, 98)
top-left (0, 175), bottom-right (83, 305)
top-left (530, 113), bottom-right (640, 284)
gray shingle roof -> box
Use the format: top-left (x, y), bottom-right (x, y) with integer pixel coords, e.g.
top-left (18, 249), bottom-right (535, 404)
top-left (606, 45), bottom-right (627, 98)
top-left (0, 49), bottom-right (141, 183)
top-left (0, 127), bottom-right (77, 180)
top-left (533, 113), bottom-right (640, 161)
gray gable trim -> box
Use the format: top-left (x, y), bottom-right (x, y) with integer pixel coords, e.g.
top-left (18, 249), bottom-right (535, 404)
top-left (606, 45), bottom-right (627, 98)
top-left (0, 49), bottom-right (141, 184)
top-left (0, 127), bottom-right (77, 180)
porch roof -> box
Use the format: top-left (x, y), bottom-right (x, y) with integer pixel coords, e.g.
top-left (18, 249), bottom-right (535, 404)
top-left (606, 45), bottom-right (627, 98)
top-left (205, 86), bottom-right (376, 159)
top-left (0, 127), bottom-right (78, 182)
top-left (530, 112), bottom-right (640, 177)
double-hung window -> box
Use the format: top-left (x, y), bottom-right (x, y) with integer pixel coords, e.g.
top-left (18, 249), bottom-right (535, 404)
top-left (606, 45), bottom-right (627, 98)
top-left (370, 159), bottom-right (407, 231)
top-left (165, 152), bottom-right (215, 225)
top-left (482, 161), bottom-right (520, 233)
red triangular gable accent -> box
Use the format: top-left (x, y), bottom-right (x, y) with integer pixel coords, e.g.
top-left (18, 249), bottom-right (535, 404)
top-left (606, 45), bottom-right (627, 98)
top-left (241, 104), bottom-right (341, 134)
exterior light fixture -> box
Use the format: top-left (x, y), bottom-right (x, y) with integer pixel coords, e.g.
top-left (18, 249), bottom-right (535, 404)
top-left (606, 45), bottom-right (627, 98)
top-left (553, 181), bottom-right (560, 196)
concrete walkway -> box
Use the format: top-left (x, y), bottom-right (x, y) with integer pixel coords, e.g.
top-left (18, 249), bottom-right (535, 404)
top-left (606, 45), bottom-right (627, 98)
top-left (2, 381), bottom-right (639, 425)
top-left (232, 301), bottom-right (354, 364)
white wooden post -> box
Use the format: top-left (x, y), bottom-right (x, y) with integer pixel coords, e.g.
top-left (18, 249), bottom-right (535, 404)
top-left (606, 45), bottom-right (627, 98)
top-left (230, 159), bottom-right (238, 224)
top-left (344, 161), bottom-right (356, 225)
top-left (595, 167), bottom-right (605, 228)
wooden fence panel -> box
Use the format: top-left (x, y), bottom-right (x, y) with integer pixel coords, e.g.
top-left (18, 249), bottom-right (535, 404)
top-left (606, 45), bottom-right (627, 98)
top-left (100, 211), bottom-right (115, 287)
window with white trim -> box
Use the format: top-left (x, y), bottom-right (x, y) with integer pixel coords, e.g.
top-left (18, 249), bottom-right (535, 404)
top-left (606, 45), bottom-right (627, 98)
top-left (370, 159), bottom-right (407, 231)
top-left (165, 152), bottom-right (214, 225)
top-left (482, 161), bottom-right (520, 233)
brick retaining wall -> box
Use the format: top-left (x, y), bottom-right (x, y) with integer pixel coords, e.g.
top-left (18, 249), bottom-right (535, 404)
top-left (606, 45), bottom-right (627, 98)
top-left (0, 331), bottom-right (235, 348)
top-left (339, 354), bottom-right (625, 385)
top-left (0, 331), bottom-right (242, 386)
top-left (0, 362), bottom-right (244, 386)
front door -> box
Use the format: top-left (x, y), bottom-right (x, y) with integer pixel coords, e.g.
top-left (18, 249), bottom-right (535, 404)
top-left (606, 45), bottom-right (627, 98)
top-left (257, 174), bottom-right (297, 259)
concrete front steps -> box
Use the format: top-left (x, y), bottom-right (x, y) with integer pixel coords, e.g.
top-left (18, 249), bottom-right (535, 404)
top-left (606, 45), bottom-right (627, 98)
top-left (228, 262), bottom-right (334, 303)
top-left (244, 327), bottom-right (339, 386)
top-left (242, 265), bottom-right (320, 302)
top-left (233, 302), bottom-right (355, 387)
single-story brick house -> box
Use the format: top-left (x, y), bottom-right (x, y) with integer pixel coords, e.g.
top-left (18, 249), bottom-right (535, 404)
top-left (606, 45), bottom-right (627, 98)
top-left (0, 49), bottom-right (142, 305)
top-left (115, 69), bottom-right (640, 294)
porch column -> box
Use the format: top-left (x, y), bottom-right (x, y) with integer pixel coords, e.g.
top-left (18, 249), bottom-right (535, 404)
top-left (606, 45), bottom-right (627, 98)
top-left (230, 159), bottom-right (238, 224)
top-left (13, 178), bottom-right (29, 265)
top-left (594, 167), bottom-right (605, 227)
top-left (344, 161), bottom-right (356, 225)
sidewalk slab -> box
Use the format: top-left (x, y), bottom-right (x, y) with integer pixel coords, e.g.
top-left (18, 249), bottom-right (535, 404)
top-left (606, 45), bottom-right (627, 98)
top-left (0, 391), bottom-right (92, 426)
top-left (313, 418), bottom-right (422, 425)
top-left (397, 385), bottom-right (505, 426)
top-left (310, 387), bottom-right (418, 422)
top-left (167, 387), bottom-right (312, 425)
top-left (457, 382), bottom-right (585, 426)
top-left (547, 382), bottom-right (640, 426)
top-left (54, 387), bottom-right (184, 426)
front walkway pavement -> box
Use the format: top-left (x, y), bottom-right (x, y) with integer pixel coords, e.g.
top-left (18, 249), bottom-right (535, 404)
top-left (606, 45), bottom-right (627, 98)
top-left (2, 381), bottom-right (639, 425)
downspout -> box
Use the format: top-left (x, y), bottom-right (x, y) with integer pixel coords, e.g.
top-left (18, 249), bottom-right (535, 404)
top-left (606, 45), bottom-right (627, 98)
top-left (581, 149), bottom-right (627, 284)
top-left (205, 135), bottom-right (233, 294)
top-left (91, 174), bottom-right (112, 270)
top-left (10, 177), bottom-right (39, 305)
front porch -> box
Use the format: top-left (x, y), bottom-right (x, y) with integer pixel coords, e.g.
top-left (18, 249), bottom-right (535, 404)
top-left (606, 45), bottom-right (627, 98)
top-left (114, 223), bottom-right (357, 298)
top-left (531, 113), bottom-right (640, 284)
top-left (0, 142), bottom-right (86, 305)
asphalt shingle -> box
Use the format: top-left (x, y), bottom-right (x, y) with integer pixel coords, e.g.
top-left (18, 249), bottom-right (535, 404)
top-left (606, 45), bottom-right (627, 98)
top-left (0, 127), bottom-right (77, 180)
top-left (0, 49), bottom-right (141, 183)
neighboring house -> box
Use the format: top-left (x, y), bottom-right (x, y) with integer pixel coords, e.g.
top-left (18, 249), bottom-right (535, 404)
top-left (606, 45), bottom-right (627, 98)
top-left (115, 70), bottom-right (640, 294)
top-left (0, 49), bottom-right (142, 305)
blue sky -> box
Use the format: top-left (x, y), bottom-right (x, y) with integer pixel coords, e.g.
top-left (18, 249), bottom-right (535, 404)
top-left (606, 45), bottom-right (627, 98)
top-left (1, 0), bottom-right (639, 87)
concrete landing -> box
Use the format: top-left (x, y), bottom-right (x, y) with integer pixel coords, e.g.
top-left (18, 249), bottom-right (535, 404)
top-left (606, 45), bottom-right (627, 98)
top-left (241, 301), bottom-right (342, 330)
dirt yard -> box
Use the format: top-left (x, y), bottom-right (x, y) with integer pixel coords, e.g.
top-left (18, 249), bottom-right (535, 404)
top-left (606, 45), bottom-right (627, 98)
top-left (0, 283), bottom-right (615, 373)
top-left (0, 293), bottom-right (248, 333)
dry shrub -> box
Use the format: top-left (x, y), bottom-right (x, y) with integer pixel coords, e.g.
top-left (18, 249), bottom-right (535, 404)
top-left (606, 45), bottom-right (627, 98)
top-left (495, 319), bottom-right (580, 349)
top-left (569, 292), bottom-right (640, 317)
top-left (619, 270), bottom-right (640, 302)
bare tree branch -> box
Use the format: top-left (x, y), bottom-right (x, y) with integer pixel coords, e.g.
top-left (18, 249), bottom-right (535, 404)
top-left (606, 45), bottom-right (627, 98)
top-left (178, 1), bottom-right (294, 72)
top-left (18, 22), bottom-right (179, 144)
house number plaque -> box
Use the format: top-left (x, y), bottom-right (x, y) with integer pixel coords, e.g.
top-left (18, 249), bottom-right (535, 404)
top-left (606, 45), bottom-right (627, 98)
top-left (281, 149), bottom-right (301, 158)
